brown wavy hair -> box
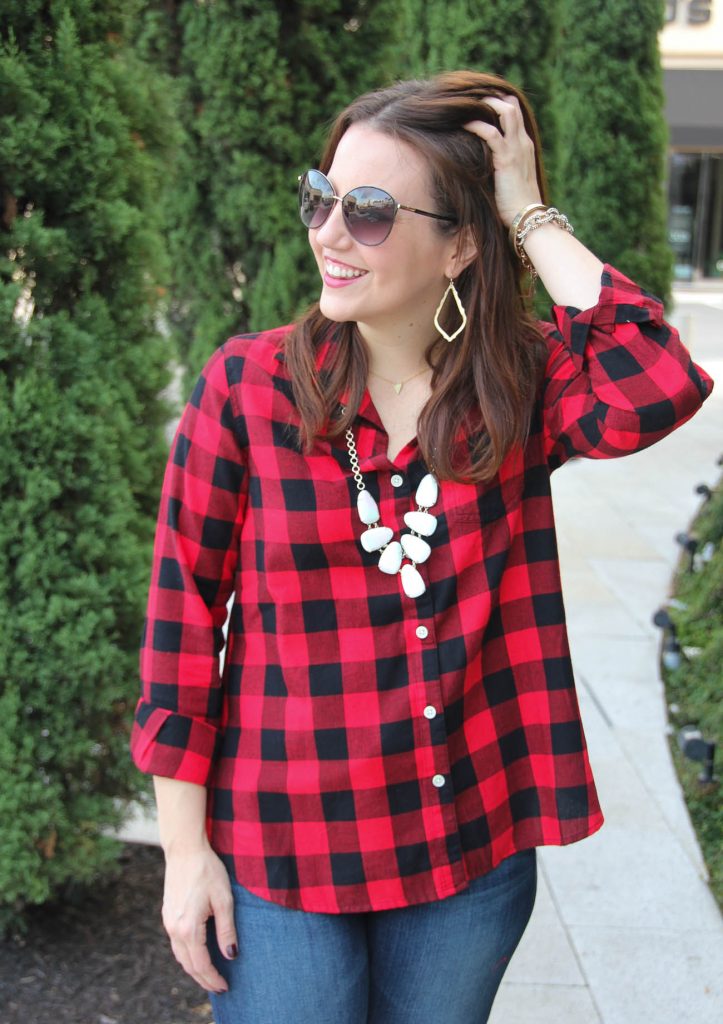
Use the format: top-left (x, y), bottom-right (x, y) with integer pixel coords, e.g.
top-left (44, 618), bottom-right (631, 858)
top-left (284, 70), bottom-right (549, 483)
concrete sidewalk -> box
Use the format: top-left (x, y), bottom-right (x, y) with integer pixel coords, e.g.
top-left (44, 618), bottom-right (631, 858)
top-left (119, 291), bottom-right (723, 1023)
top-left (490, 291), bottom-right (723, 1024)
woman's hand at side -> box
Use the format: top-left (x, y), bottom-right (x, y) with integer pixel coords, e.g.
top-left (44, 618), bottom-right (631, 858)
top-left (162, 842), bottom-right (237, 995)
top-left (153, 776), bottom-right (238, 995)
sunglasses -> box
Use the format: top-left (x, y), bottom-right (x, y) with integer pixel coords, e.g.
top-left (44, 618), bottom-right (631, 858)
top-left (298, 168), bottom-right (457, 246)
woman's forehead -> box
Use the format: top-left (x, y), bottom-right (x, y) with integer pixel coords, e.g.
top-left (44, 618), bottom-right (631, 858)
top-left (327, 124), bottom-right (431, 197)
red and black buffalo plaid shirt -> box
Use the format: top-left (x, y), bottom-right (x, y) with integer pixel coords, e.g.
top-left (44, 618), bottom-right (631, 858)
top-left (130, 265), bottom-right (713, 913)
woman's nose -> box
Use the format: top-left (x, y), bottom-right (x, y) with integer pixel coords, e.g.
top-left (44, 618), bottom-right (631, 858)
top-left (314, 198), bottom-right (352, 249)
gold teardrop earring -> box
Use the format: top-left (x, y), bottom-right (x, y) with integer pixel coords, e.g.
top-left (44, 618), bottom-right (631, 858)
top-left (433, 276), bottom-right (467, 343)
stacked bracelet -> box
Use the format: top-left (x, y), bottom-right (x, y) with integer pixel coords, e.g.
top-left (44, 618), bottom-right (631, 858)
top-left (510, 204), bottom-right (575, 276)
top-left (508, 203), bottom-right (547, 247)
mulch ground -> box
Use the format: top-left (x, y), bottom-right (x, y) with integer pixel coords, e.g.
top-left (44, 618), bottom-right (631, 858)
top-left (0, 843), bottom-right (213, 1024)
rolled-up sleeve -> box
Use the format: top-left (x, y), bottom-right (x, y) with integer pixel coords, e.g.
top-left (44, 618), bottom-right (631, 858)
top-left (541, 264), bottom-right (714, 470)
top-left (130, 344), bottom-right (248, 784)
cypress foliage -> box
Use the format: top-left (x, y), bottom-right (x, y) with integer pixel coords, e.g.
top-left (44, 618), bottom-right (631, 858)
top-left (400, 0), bottom-right (557, 169)
top-left (135, 1), bottom-right (404, 380)
top-left (0, 1), bottom-right (175, 930)
top-left (552, 0), bottom-right (672, 301)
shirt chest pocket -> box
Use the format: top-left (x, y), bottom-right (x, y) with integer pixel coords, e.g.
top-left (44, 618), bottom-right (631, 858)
top-left (441, 477), bottom-right (524, 593)
top-left (445, 479), bottom-right (510, 526)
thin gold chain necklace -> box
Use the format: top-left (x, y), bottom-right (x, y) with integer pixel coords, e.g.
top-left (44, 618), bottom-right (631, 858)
top-left (368, 365), bottom-right (432, 394)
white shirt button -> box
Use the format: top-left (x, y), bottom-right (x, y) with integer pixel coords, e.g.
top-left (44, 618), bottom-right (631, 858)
top-left (415, 625), bottom-right (429, 640)
top-left (432, 774), bottom-right (445, 788)
top-left (391, 474), bottom-right (404, 487)
top-left (423, 705), bottom-right (437, 719)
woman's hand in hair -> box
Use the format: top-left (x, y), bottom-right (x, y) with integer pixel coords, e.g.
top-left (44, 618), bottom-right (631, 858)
top-left (463, 95), bottom-right (543, 228)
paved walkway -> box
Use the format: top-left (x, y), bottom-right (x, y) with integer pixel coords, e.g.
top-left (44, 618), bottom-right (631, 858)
top-left (489, 289), bottom-right (723, 1024)
top-left (118, 289), bottom-right (723, 1023)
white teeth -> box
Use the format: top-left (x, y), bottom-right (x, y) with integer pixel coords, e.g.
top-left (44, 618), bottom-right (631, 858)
top-left (325, 261), bottom-right (365, 279)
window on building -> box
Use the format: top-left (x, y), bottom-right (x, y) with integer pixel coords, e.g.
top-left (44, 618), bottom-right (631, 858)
top-left (668, 152), bottom-right (723, 280)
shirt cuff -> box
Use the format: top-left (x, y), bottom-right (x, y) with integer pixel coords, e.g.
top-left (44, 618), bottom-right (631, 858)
top-left (129, 702), bottom-right (220, 785)
top-left (551, 263), bottom-right (665, 344)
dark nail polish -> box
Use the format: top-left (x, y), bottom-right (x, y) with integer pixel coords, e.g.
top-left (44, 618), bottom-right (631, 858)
top-left (226, 943), bottom-right (238, 959)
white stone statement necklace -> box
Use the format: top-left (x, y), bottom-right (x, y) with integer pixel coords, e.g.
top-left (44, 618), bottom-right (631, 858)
top-left (342, 410), bottom-right (439, 599)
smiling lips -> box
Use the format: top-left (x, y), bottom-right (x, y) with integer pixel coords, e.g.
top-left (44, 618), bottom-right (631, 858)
top-left (324, 258), bottom-right (368, 286)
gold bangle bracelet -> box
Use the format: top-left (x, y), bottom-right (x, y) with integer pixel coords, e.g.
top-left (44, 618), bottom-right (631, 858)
top-left (508, 203), bottom-right (547, 246)
top-left (514, 208), bottom-right (574, 274)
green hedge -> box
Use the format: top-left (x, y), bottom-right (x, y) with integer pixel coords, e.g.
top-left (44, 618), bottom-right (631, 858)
top-left (663, 477), bottom-right (723, 909)
top-left (0, 2), bottom-right (175, 933)
top-left (134, 0), bottom-right (406, 381)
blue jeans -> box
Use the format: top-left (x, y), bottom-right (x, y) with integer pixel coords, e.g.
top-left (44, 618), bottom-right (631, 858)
top-left (206, 848), bottom-right (536, 1024)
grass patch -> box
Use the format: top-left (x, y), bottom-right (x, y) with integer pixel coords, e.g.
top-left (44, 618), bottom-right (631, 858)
top-left (662, 475), bottom-right (722, 910)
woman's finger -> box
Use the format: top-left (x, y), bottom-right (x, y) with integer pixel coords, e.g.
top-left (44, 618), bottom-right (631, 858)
top-left (482, 95), bottom-right (527, 140)
top-left (164, 897), bottom-right (229, 995)
top-left (463, 119), bottom-right (503, 147)
top-left (463, 115), bottom-right (527, 171)
top-left (170, 926), bottom-right (228, 995)
top-left (185, 920), bottom-right (230, 994)
top-left (211, 883), bottom-right (239, 963)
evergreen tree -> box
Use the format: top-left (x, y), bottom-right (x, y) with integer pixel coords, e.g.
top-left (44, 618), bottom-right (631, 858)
top-left (552, 0), bottom-right (672, 300)
top-left (135, 0), bottom-right (404, 381)
top-left (400, 0), bottom-right (557, 173)
top-left (0, 1), bottom-right (175, 930)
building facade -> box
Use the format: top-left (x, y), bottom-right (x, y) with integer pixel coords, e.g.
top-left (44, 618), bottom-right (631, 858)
top-left (662, 0), bottom-right (723, 280)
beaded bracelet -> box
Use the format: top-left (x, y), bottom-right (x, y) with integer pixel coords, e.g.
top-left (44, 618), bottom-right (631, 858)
top-left (511, 205), bottom-right (575, 276)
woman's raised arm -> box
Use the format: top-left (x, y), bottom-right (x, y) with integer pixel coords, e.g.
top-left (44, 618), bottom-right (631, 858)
top-left (464, 94), bottom-right (604, 308)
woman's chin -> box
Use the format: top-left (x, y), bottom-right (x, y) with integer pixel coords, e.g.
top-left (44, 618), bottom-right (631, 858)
top-left (319, 292), bottom-right (360, 322)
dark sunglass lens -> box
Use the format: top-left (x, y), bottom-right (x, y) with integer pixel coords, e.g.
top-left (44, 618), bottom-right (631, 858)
top-left (343, 187), bottom-right (396, 245)
top-left (299, 170), bottom-right (335, 229)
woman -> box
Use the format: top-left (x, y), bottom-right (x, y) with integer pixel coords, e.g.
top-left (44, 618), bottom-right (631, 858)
top-left (130, 71), bottom-right (713, 1024)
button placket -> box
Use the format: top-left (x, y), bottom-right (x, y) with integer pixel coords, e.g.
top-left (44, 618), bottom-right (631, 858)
top-left (426, 698), bottom-right (451, 795)
top-left (406, 571), bottom-right (448, 798)
top-left (412, 675), bottom-right (448, 793)
top-left (410, 620), bottom-right (442, 749)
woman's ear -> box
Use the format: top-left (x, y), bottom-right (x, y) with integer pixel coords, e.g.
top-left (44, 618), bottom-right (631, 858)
top-left (445, 226), bottom-right (477, 279)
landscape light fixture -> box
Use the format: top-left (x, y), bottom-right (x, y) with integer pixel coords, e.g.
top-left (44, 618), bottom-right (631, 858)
top-left (674, 531), bottom-right (698, 573)
top-left (677, 725), bottom-right (717, 786)
top-left (652, 608), bottom-right (683, 671)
